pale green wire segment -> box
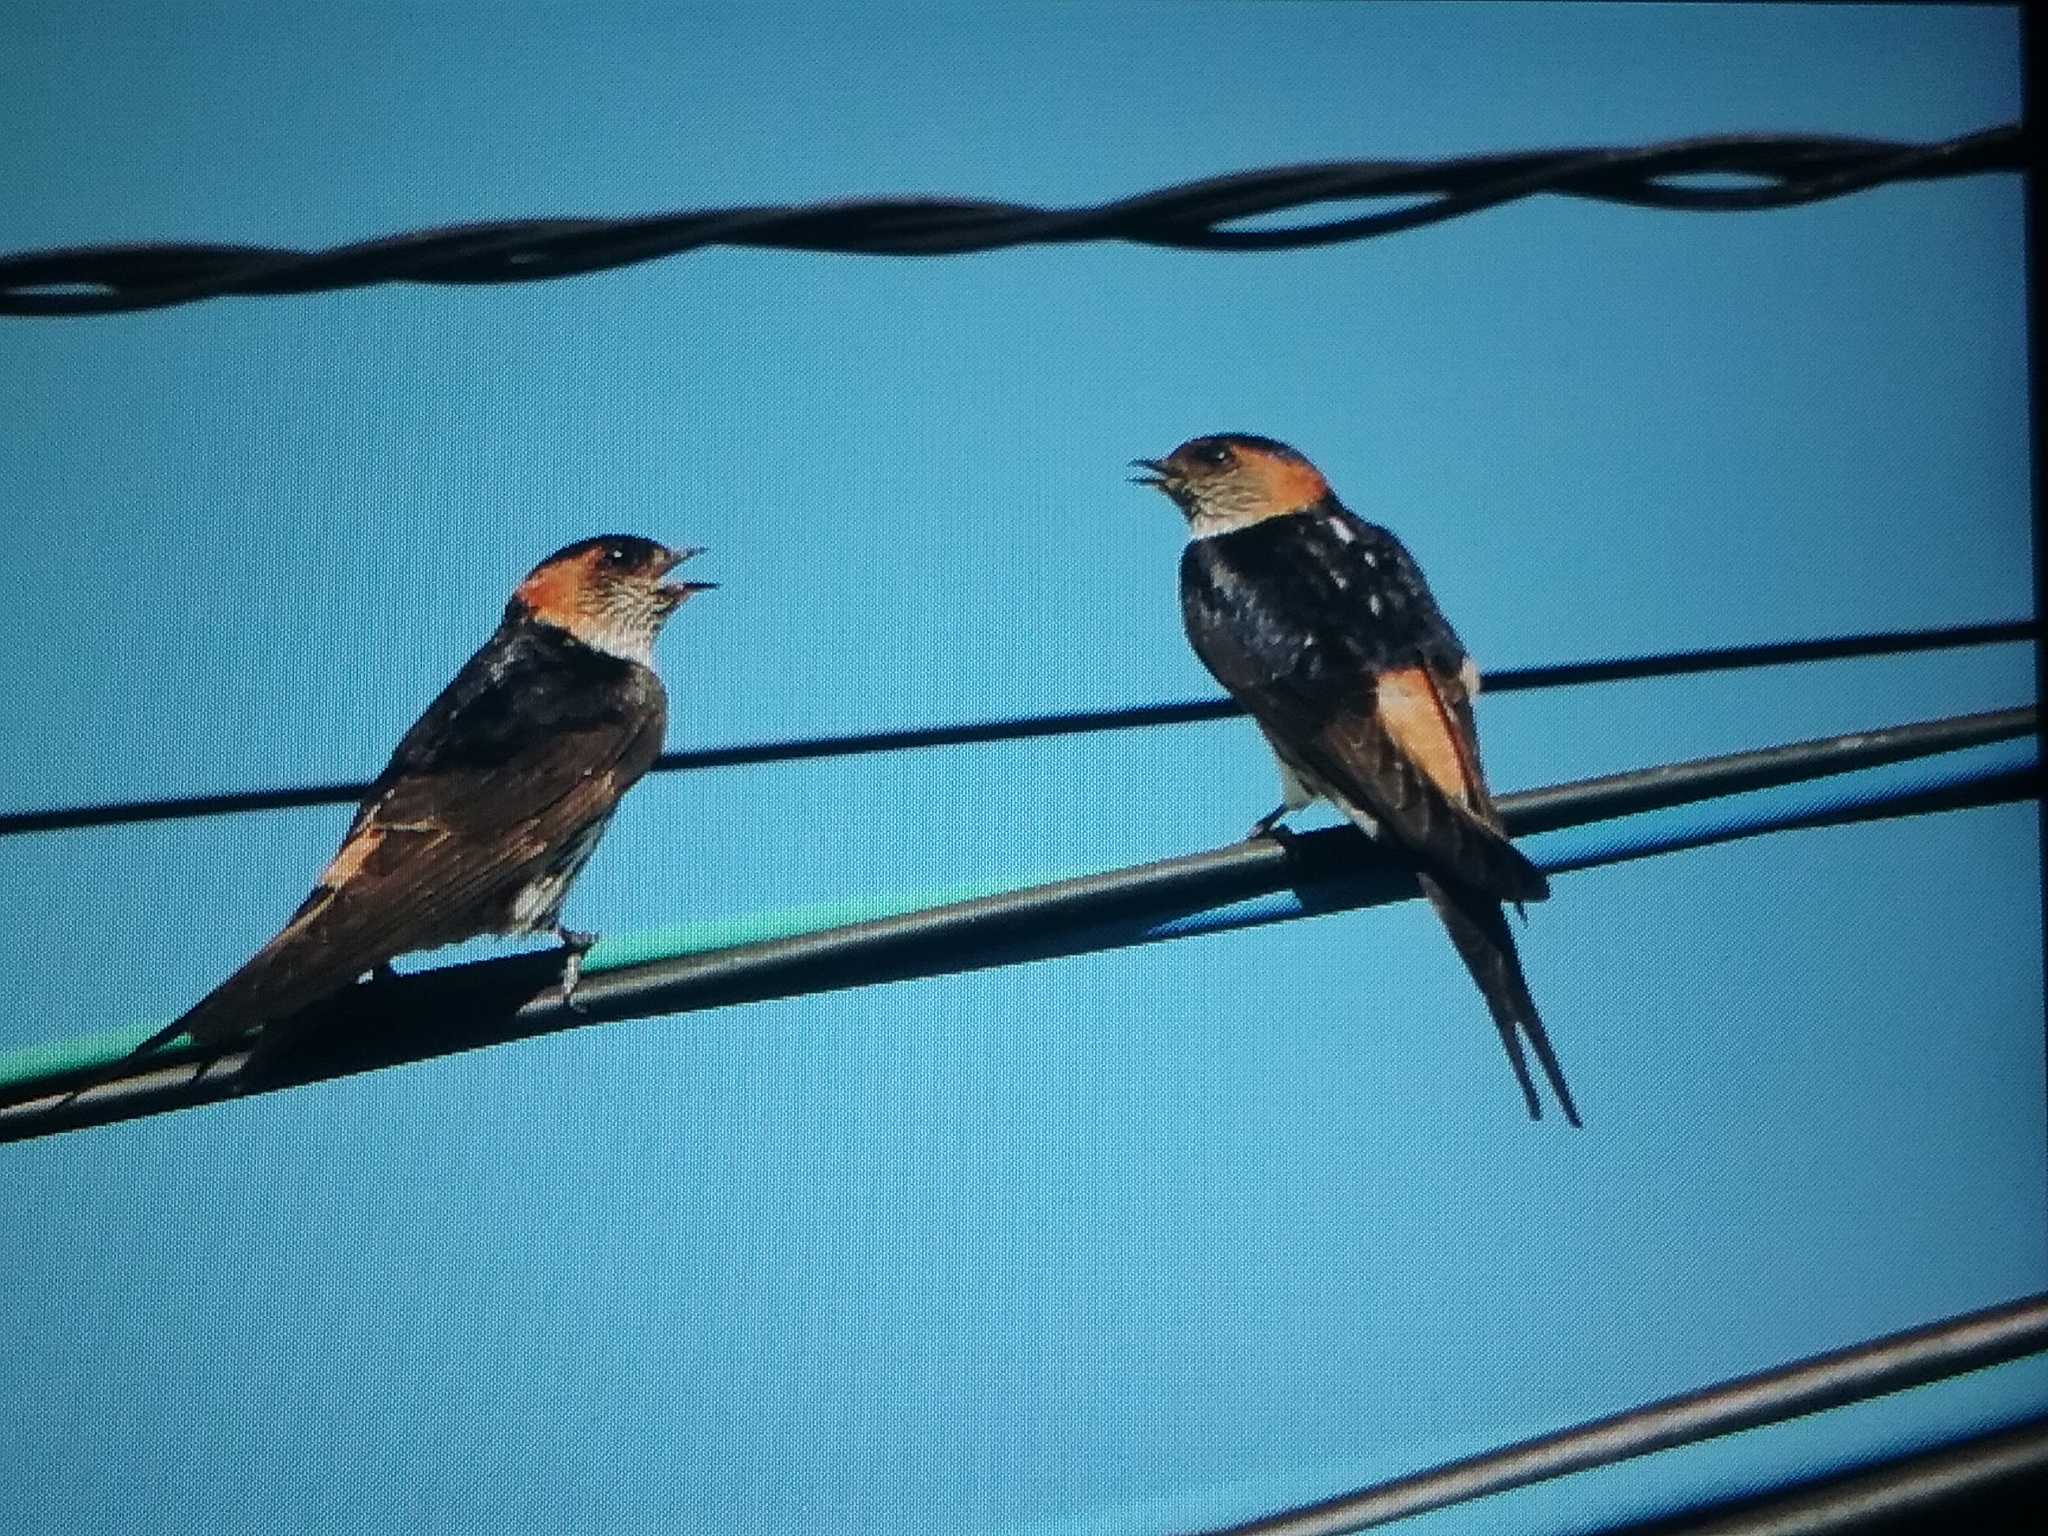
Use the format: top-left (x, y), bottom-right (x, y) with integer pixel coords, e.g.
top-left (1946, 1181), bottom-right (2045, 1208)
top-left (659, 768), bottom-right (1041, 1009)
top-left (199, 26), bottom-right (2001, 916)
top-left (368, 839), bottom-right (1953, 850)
top-left (0, 868), bottom-right (1084, 1090)
top-left (0, 728), bottom-right (2032, 1103)
top-left (0, 1025), bottom-right (171, 1087)
top-left (576, 869), bottom-right (1081, 977)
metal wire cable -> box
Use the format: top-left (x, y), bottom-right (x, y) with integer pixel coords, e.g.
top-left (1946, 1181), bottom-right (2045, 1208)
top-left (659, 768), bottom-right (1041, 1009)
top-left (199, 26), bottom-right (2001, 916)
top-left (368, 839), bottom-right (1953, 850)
top-left (1594, 1415), bottom-right (2048, 1536)
top-left (1191, 1291), bottom-right (2048, 1535)
top-left (1, 704), bottom-right (2032, 1142)
top-left (0, 618), bottom-right (2030, 840)
top-left (0, 125), bottom-right (2021, 315)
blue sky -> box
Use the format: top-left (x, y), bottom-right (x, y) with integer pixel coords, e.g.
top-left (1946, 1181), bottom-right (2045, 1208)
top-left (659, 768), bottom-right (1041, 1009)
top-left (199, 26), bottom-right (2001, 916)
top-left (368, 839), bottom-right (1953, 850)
top-left (0, 5), bottom-right (2037, 1533)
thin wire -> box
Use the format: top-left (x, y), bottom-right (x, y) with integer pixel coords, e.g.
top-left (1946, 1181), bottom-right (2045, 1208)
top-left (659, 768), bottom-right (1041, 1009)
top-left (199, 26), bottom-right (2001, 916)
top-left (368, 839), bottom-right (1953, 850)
top-left (0, 618), bottom-right (2030, 840)
top-left (1190, 1292), bottom-right (2048, 1535)
top-left (0, 125), bottom-right (2021, 315)
top-left (0, 705), bottom-right (2031, 1141)
top-left (1591, 1416), bottom-right (2048, 1536)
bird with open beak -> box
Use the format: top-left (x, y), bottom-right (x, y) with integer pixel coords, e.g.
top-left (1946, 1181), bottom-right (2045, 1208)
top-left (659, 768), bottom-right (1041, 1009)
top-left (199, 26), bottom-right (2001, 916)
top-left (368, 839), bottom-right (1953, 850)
top-left (136, 535), bottom-right (713, 1058)
top-left (1135, 435), bottom-right (1579, 1126)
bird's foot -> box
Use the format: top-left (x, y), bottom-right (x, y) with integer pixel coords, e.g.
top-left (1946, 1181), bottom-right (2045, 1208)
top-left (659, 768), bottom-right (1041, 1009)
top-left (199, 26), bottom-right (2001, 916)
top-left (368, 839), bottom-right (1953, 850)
top-left (554, 927), bottom-right (597, 1012)
top-left (1248, 804), bottom-right (1292, 841)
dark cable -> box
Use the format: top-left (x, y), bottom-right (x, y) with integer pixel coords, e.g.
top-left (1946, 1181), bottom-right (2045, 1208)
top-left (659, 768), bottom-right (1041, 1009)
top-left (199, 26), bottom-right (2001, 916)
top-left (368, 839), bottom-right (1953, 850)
top-left (1, 705), bottom-right (2031, 1141)
top-left (1595, 1414), bottom-right (2048, 1536)
top-left (0, 126), bottom-right (2021, 315)
top-left (1192, 1292), bottom-right (2048, 1535)
top-left (0, 618), bottom-right (2031, 840)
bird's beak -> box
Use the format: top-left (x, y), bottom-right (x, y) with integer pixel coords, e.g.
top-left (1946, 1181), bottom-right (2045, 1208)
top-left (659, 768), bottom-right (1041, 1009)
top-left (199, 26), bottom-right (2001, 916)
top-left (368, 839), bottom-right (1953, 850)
top-left (1129, 457), bottom-right (1171, 489)
top-left (658, 546), bottom-right (717, 601)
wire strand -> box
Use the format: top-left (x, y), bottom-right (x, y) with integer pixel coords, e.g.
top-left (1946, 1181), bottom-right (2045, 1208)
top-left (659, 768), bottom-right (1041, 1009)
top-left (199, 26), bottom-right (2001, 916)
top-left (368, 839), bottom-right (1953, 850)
top-left (0, 618), bottom-right (2031, 840)
top-left (1191, 1292), bottom-right (2048, 1535)
top-left (0, 705), bottom-right (2031, 1141)
top-left (1589, 1418), bottom-right (2048, 1536)
top-left (0, 125), bottom-right (2021, 315)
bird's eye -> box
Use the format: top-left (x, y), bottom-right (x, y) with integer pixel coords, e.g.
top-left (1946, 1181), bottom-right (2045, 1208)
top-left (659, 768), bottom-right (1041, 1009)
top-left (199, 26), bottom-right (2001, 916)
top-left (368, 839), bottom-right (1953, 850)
top-left (1193, 442), bottom-right (1235, 468)
top-left (604, 545), bottom-right (633, 566)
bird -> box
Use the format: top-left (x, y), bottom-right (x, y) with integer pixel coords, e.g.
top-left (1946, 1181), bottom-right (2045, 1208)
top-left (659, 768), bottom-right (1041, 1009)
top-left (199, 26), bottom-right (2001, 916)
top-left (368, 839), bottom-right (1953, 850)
top-left (1132, 434), bottom-right (1580, 1126)
top-left (135, 534), bottom-right (712, 1059)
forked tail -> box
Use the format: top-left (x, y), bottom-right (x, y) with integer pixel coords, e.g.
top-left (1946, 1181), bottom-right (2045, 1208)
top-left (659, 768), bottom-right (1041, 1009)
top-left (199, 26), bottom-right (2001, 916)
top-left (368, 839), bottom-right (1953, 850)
top-left (1417, 871), bottom-right (1582, 1128)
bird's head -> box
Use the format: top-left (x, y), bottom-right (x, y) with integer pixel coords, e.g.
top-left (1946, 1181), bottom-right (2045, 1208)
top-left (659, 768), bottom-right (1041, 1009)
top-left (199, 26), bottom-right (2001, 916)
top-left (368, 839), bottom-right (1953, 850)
top-left (509, 536), bottom-right (712, 663)
top-left (1131, 434), bottom-right (1332, 537)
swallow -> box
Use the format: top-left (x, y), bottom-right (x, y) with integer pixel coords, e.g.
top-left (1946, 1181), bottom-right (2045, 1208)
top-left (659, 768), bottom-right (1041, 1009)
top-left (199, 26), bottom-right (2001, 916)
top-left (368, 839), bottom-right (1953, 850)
top-left (1134, 435), bottom-right (1579, 1126)
top-left (135, 535), bottom-right (712, 1059)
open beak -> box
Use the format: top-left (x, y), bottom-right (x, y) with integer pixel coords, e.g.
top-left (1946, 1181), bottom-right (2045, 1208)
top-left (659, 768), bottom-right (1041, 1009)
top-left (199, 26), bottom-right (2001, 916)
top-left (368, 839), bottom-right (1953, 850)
top-left (1129, 457), bottom-right (1171, 489)
top-left (658, 545), bottom-right (717, 600)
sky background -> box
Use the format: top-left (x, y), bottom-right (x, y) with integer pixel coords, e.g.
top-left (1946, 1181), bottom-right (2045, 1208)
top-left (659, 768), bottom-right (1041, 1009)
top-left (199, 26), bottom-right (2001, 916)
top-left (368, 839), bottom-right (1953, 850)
top-left (0, 4), bottom-right (2039, 1533)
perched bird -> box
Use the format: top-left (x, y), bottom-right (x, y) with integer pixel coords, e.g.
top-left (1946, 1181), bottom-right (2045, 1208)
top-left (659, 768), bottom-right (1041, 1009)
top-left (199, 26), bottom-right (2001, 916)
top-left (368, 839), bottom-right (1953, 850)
top-left (138, 534), bottom-right (711, 1057)
top-left (1133, 435), bottom-right (1580, 1126)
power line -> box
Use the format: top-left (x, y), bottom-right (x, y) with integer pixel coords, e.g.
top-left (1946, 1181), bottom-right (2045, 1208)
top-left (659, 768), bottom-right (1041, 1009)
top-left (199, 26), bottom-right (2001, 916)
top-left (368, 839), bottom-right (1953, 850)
top-left (1192, 1291), bottom-right (2048, 1535)
top-left (1, 704), bottom-right (2031, 1142)
top-left (0, 125), bottom-right (2021, 316)
top-left (0, 618), bottom-right (2031, 840)
top-left (1589, 1419), bottom-right (2048, 1536)
top-left (1589, 1425), bottom-right (2048, 1536)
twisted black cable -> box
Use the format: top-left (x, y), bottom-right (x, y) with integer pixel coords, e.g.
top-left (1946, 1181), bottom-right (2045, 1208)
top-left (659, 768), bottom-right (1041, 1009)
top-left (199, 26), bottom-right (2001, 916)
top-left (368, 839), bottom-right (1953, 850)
top-left (0, 126), bottom-right (2021, 315)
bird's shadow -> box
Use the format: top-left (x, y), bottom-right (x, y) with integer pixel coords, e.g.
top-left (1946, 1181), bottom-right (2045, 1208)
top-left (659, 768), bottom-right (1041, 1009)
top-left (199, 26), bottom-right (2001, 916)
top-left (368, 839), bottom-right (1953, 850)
top-left (179, 827), bottom-right (1425, 1098)
top-left (240, 946), bottom-right (579, 1090)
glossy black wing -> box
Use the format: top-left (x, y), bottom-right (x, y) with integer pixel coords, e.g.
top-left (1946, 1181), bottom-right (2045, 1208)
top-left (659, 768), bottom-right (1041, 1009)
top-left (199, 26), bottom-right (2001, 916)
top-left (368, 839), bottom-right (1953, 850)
top-left (1180, 508), bottom-right (1543, 902)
